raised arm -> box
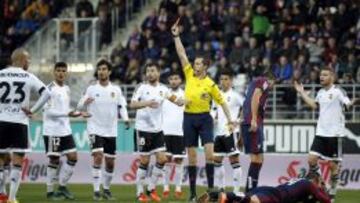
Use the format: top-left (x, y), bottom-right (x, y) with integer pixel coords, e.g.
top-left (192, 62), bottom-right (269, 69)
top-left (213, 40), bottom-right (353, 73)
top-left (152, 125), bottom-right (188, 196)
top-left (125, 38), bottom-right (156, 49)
top-left (294, 81), bottom-right (317, 110)
top-left (171, 18), bottom-right (190, 68)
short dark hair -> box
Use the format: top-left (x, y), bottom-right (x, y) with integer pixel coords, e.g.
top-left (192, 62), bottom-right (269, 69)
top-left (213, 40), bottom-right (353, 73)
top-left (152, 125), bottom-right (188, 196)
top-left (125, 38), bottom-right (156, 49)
top-left (195, 55), bottom-right (210, 67)
top-left (144, 62), bottom-right (160, 72)
top-left (320, 66), bottom-right (335, 73)
top-left (96, 59), bottom-right (112, 71)
top-left (168, 71), bottom-right (183, 79)
top-left (219, 69), bottom-right (234, 78)
top-left (54, 62), bottom-right (67, 69)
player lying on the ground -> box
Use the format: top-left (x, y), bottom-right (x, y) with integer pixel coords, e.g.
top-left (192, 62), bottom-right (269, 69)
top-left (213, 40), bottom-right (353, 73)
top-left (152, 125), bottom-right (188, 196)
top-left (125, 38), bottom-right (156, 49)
top-left (197, 173), bottom-right (331, 203)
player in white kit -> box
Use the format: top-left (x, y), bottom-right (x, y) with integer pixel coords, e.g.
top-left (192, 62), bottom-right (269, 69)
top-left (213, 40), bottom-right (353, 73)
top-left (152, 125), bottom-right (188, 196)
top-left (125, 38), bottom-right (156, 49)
top-left (0, 48), bottom-right (51, 203)
top-left (42, 62), bottom-right (83, 200)
top-left (294, 67), bottom-right (359, 202)
top-left (162, 71), bottom-right (186, 199)
top-left (211, 70), bottom-right (244, 193)
top-left (77, 59), bottom-right (129, 201)
top-left (130, 63), bottom-right (183, 202)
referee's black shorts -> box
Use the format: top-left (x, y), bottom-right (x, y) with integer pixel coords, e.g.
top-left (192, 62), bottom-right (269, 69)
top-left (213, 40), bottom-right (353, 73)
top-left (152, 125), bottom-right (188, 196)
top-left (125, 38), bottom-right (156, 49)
top-left (183, 112), bottom-right (214, 147)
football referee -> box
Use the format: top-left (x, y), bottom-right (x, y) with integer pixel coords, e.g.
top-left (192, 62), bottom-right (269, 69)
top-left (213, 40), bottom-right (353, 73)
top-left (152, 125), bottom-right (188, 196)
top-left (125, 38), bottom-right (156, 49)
top-left (171, 19), bottom-right (235, 201)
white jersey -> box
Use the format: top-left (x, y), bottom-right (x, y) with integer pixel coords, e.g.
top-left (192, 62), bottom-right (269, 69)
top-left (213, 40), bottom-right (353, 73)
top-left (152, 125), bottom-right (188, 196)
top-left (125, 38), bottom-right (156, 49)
top-left (315, 85), bottom-right (351, 137)
top-left (162, 88), bottom-right (184, 136)
top-left (42, 82), bottom-right (72, 136)
top-left (0, 67), bottom-right (46, 125)
top-left (132, 83), bottom-right (170, 133)
top-left (80, 82), bottom-right (128, 137)
top-left (212, 88), bottom-right (244, 136)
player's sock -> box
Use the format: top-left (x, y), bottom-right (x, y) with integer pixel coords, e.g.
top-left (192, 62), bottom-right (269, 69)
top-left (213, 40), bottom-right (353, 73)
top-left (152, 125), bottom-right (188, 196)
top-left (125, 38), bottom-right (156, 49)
top-left (92, 165), bottom-right (101, 192)
top-left (103, 168), bottom-right (114, 190)
top-left (46, 163), bottom-right (59, 193)
top-left (136, 164), bottom-right (148, 196)
top-left (163, 163), bottom-right (171, 191)
top-left (329, 174), bottom-right (339, 197)
top-left (231, 162), bottom-right (242, 192)
top-left (0, 166), bottom-right (5, 194)
top-left (188, 165), bottom-right (197, 197)
top-left (245, 162), bottom-right (262, 192)
top-left (205, 163), bottom-right (214, 188)
top-left (174, 163), bottom-right (183, 192)
top-left (9, 164), bottom-right (22, 201)
top-left (2, 164), bottom-right (10, 194)
top-left (214, 162), bottom-right (225, 189)
top-left (59, 160), bottom-right (76, 187)
top-left (147, 162), bottom-right (164, 191)
top-left (309, 164), bottom-right (321, 176)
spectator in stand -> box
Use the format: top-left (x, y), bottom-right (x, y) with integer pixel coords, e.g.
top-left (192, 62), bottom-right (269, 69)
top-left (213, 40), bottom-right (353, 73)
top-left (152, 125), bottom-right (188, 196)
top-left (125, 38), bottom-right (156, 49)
top-left (156, 22), bottom-right (172, 48)
top-left (113, 0), bottom-right (126, 27)
top-left (304, 69), bottom-right (319, 84)
top-left (223, 5), bottom-right (240, 46)
top-left (23, 0), bottom-right (50, 23)
top-left (127, 26), bottom-right (141, 47)
top-left (307, 37), bottom-right (325, 66)
top-left (272, 55), bottom-right (293, 83)
top-left (276, 37), bottom-right (292, 59)
top-left (228, 36), bottom-right (244, 69)
top-left (76, 0), bottom-right (94, 17)
top-left (262, 39), bottom-right (275, 63)
top-left (3, 0), bottom-right (20, 29)
top-left (98, 9), bottom-right (112, 49)
top-left (242, 37), bottom-right (261, 66)
top-left (14, 13), bottom-right (39, 36)
top-left (123, 59), bottom-right (141, 84)
top-left (291, 37), bottom-right (309, 62)
top-left (251, 4), bottom-right (270, 46)
top-left (96, 0), bottom-right (111, 16)
top-left (143, 38), bottom-right (160, 60)
top-left (141, 8), bottom-right (158, 31)
top-left (125, 40), bottom-right (143, 63)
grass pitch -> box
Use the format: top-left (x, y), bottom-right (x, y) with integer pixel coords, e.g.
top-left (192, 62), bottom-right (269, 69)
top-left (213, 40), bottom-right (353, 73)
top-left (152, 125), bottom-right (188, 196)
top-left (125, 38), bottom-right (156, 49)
top-left (16, 184), bottom-right (359, 203)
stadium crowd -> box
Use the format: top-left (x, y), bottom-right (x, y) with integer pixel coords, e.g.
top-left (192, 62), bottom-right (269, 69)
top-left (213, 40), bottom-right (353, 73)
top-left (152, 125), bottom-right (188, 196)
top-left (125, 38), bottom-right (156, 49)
top-left (109, 0), bottom-right (359, 87)
top-left (0, 0), bottom-right (71, 63)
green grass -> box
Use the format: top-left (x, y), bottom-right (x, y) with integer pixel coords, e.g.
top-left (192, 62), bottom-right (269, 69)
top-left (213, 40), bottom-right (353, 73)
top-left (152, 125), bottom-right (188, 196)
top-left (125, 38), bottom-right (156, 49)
top-left (16, 184), bottom-right (360, 203)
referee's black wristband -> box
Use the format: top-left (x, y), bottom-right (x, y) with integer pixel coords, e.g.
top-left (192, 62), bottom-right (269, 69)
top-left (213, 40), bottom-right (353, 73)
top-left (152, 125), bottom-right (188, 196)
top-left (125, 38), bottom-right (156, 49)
top-left (172, 34), bottom-right (180, 38)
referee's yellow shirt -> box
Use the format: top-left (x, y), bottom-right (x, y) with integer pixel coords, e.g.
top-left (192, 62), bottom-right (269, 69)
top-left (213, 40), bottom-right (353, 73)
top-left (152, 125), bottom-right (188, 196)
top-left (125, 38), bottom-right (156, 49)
top-left (183, 63), bottom-right (224, 113)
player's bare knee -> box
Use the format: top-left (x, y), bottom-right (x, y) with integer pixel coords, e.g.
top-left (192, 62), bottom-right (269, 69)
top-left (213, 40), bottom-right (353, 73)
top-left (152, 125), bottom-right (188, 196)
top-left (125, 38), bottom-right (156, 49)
top-left (251, 154), bottom-right (263, 163)
top-left (213, 156), bottom-right (222, 164)
top-left (105, 161), bottom-right (115, 172)
top-left (140, 155), bottom-right (150, 166)
top-left (66, 152), bottom-right (77, 163)
top-left (12, 152), bottom-right (25, 166)
top-left (229, 155), bottom-right (239, 164)
top-left (93, 152), bottom-right (103, 165)
top-left (49, 156), bottom-right (60, 165)
top-left (308, 155), bottom-right (318, 166)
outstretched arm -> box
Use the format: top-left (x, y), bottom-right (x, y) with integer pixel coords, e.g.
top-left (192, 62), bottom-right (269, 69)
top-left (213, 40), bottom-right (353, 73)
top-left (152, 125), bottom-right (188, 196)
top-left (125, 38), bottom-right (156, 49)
top-left (294, 81), bottom-right (318, 110)
top-left (171, 18), bottom-right (190, 68)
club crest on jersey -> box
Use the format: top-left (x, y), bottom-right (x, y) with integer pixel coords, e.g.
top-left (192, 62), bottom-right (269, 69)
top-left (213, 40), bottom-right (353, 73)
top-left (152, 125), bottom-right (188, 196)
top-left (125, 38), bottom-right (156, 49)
top-left (227, 96), bottom-right (231, 102)
top-left (160, 91), bottom-right (163, 97)
top-left (201, 93), bottom-right (210, 100)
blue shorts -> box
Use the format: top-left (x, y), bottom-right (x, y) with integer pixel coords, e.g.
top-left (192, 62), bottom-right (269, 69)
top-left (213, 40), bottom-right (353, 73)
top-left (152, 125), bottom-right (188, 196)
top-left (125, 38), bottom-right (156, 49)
top-left (183, 113), bottom-right (214, 147)
top-left (241, 124), bottom-right (264, 154)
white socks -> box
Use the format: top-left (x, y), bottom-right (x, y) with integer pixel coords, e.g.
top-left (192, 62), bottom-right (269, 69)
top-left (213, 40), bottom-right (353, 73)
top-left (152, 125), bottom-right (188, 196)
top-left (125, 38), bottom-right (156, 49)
top-left (59, 160), bottom-right (76, 187)
top-left (92, 166), bottom-right (101, 192)
top-left (9, 165), bottom-right (22, 201)
top-left (136, 164), bottom-right (148, 196)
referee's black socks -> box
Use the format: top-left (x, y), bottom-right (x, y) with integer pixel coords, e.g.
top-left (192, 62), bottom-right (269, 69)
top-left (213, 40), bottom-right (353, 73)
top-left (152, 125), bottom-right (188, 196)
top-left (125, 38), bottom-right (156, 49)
top-left (188, 166), bottom-right (197, 197)
top-left (205, 163), bottom-right (214, 188)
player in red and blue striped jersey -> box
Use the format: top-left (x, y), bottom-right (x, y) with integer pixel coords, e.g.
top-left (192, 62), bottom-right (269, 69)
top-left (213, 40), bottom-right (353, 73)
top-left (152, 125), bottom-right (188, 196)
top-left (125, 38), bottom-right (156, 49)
top-left (199, 174), bottom-right (331, 203)
top-left (241, 72), bottom-right (275, 192)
